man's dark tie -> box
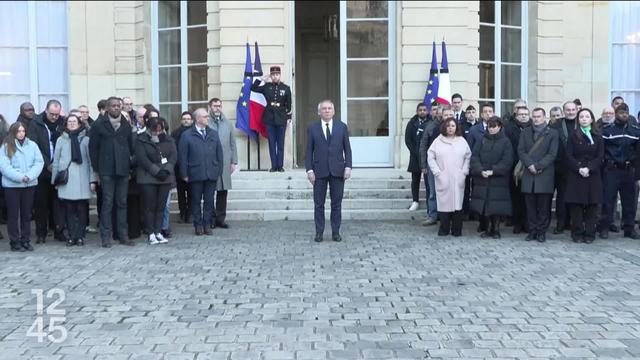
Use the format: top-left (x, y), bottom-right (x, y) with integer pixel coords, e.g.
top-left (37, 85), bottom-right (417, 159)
top-left (456, 113), bottom-right (459, 121)
top-left (200, 129), bottom-right (206, 138)
top-left (325, 123), bottom-right (331, 143)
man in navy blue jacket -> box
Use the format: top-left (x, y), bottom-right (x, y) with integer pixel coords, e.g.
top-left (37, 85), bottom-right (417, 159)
top-left (305, 100), bottom-right (352, 243)
top-left (179, 108), bottom-right (223, 236)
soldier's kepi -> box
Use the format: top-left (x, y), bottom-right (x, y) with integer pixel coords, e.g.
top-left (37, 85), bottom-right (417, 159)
top-left (251, 65), bottom-right (292, 172)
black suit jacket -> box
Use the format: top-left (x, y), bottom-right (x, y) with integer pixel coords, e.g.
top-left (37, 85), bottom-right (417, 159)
top-left (305, 120), bottom-right (352, 178)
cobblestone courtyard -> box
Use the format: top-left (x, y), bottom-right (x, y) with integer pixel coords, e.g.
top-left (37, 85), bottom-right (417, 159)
top-left (1, 220), bottom-right (640, 359)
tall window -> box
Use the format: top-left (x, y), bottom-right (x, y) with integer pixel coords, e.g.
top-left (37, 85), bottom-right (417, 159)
top-left (153, 1), bottom-right (207, 130)
top-left (610, 2), bottom-right (640, 116)
top-left (479, 1), bottom-right (526, 117)
top-left (0, 1), bottom-right (68, 122)
top-left (344, 1), bottom-right (390, 137)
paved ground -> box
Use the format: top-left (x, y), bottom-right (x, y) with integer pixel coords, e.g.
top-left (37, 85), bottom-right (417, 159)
top-left (1, 220), bottom-right (640, 359)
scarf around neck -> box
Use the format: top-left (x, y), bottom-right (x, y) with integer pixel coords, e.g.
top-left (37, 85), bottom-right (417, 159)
top-left (66, 128), bottom-right (83, 164)
top-left (581, 125), bottom-right (594, 144)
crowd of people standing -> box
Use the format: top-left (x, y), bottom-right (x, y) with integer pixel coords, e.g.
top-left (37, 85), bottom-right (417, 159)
top-left (406, 94), bottom-right (640, 243)
top-left (0, 96), bottom-right (237, 252)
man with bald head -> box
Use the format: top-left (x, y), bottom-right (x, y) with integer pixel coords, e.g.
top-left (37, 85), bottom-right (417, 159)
top-left (179, 108), bottom-right (223, 236)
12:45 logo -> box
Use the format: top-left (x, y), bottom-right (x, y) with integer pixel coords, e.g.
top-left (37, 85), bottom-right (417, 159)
top-left (27, 289), bottom-right (67, 343)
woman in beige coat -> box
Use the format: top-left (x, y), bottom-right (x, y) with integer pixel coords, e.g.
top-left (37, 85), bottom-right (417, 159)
top-left (427, 118), bottom-right (471, 236)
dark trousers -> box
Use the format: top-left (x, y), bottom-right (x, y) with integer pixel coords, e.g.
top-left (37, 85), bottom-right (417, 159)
top-left (524, 193), bottom-right (552, 235)
top-left (601, 168), bottom-right (637, 232)
top-left (266, 124), bottom-right (286, 169)
top-left (63, 200), bottom-right (88, 240)
top-left (554, 174), bottom-right (570, 229)
top-left (5, 187), bottom-right (36, 245)
top-left (410, 172), bottom-right (426, 203)
top-left (510, 179), bottom-right (527, 230)
top-left (99, 175), bottom-right (129, 241)
top-left (190, 180), bottom-right (216, 228)
top-left (212, 190), bottom-right (228, 225)
top-left (127, 192), bottom-right (142, 239)
top-left (570, 204), bottom-right (599, 240)
top-left (176, 177), bottom-right (191, 221)
top-left (313, 176), bottom-right (345, 235)
top-left (34, 175), bottom-right (64, 238)
top-left (438, 211), bottom-right (463, 236)
top-left (463, 176), bottom-right (472, 215)
top-left (140, 184), bottom-right (171, 234)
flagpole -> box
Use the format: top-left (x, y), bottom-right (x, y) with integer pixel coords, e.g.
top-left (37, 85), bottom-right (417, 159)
top-left (256, 132), bottom-right (261, 170)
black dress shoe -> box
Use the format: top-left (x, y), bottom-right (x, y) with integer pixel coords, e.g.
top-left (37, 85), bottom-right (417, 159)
top-left (269, 168), bottom-right (276, 172)
top-left (209, 223), bottom-right (217, 230)
top-left (101, 239), bottom-right (112, 248)
top-left (195, 227), bottom-right (204, 236)
top-left (216, 222), bottom-right (229, 229)
top-left (278, 167), bottom-right (285, 172)
top-left (22, 242), bottom-right (34, 251)
top-left (553, 227), bottom-right (564, 235)
top-left (332, 234), bottom-right (342, 242)
top-left (513, 225), bottom-right (522, 234)
top-left (525, 233), bottom-right (536, 241)
top-left (480, 231), bottom-right (492, 238)
top-left (571, 235), bottom-right (582, 243)
top-left (119, 239), bottom-right (135, 246)
top-left (624, 231), bottom-right (640, 240)
top-left (537, 233), bottom-right (547, 243)
top-left (314, 234), bottom-right (323, 242)
top-left (36, 237), bottom-right (45, 244)
top-left (583, 237), bottom-right (594, 244)
top-left (161, 229), bottom-right (172, 238)
top-left (203, 228), bottom-right (213, 236)
top-left (609, 224), bottom-right (619, 233)
top-left (599, 229), bottom-right (609, 239)
top-left (10, 242), bottom-right (23, 252)
top-left (492, 231), bottom-right (501, 239)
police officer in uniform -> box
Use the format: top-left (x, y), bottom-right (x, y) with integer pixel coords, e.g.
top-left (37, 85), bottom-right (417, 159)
top-left (252, 65), bottom-right (292, 172)
top-left (599, 103), bottom-right (640, 239)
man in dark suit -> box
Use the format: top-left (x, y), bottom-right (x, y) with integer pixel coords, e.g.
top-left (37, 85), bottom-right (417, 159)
top-left (305, 100), bottom-right (352, 243)
top-left (179, 108), bottom-right (223, 236)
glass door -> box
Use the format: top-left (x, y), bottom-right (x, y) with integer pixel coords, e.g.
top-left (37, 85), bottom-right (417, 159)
top-left (340, 1), bottom-right (395, 167)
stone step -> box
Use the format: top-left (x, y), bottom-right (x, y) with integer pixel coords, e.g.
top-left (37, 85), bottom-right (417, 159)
top-left (233, 169), bottom-right (410, 180)
top-left (231, 178), bottom-right (416, 190)
top-left (224, 198), bottom-right (415, 211)
top-left (222, 209), bottom-right (422, 221)
top-left (212, 188), bottom-right (421, 200)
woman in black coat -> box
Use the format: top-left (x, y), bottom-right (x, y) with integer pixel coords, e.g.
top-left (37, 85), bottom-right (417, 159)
top-left (136, 117), bottom-right (177, 245)
top-left (565, 108), bottom-right (604, 243)
top-left (404, 103), bottom-right (429, 211)
top-left (469, 117), bottom-right (514, 238)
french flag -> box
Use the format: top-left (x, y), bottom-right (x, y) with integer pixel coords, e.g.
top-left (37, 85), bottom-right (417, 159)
top-left (249, 42), bottom-right (268, 138)
top-left (436, 41), bottom-right (451, 105)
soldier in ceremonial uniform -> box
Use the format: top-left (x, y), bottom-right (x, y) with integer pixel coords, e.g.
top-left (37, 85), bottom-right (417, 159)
top-left (252, 65), bottom-right (292, 172)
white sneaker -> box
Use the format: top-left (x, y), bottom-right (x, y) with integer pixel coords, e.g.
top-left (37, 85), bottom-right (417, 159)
top-left (148, 233), bottom-right (159, 245)
top-left (408, 201), bottom-right (419, 211)
top-left (156, 233), bottom-right (168, 244)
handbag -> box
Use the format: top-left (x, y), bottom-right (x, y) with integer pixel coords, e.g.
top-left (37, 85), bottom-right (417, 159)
top-left (53, 162), bottom-right (71, 186)
top-left (513, 133), bottom-right (546, 185)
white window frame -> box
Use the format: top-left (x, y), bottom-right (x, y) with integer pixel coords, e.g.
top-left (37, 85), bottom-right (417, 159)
top-left (0, 1), bottom-right (69, 112)
top-left (151, 1), bottom-right (208, 111)
top-left (608, 2), bottom-right (640, 110)
top-left (478, 0), bottom-right (528, 113)
top-left (339, 0), bottom-right (396, 167)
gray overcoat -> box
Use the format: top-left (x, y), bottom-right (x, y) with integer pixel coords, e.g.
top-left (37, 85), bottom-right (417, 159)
top-left (209, 112), bottom-right (238, 190)
top-left (51, 130), bottom-right (96, 200)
